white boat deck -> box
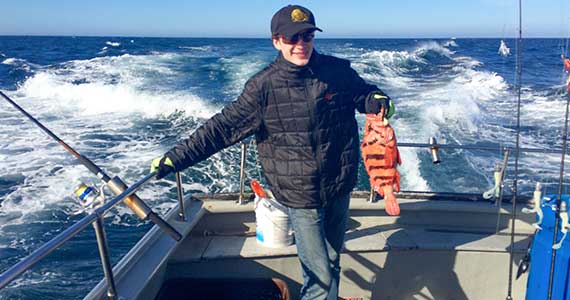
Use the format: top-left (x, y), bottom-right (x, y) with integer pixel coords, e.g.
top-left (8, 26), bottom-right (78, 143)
top-left (165, 196), bottom-right (534, 300)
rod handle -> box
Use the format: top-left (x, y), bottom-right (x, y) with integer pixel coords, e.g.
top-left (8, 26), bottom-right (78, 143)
top-left (148, 212), bottom-right (182, 241)
top-left (107, 177), bottom-right (152, 219)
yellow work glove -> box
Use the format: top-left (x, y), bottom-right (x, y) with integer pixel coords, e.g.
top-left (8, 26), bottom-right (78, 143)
top-left (150, 155), bottom-right (175, 179)
top-left (374, 92), bottom-right (395, 119)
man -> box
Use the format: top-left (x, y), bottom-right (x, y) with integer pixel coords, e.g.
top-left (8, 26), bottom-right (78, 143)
top-left (151, 5), bottom-right (394, 300)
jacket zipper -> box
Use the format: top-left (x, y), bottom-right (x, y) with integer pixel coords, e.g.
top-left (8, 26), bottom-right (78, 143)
top-left (304, 69), bottom-right (325, 207)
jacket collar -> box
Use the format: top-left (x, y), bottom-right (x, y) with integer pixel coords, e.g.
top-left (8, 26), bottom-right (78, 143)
top-left (274, 50), bottom-right (320, 77)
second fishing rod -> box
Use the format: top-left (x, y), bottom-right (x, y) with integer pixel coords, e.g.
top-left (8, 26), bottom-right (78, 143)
top-left (0, 90), bottom-right (182, 241)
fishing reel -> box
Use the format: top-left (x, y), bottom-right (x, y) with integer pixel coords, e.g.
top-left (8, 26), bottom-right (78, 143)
top-left (73, 182), bottom-right (106, 213)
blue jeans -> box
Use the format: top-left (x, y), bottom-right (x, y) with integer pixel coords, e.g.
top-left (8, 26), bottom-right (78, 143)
top-left (288, 193), bottom-right (351, 300)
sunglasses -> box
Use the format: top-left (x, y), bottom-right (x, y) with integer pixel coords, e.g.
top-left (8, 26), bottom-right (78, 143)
top-left (281, 31), bottom-right (315, 44)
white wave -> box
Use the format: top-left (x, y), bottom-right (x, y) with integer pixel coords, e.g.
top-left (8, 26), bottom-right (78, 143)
top-left (1, 57), bottom-right (41, 72)
top-left (345, 40), bottom-right (458, 90)
top-left (106, 41), bottom-right (120, 47)
top-left (19, 71), bottom-right (216, 118)
top-left (179, 46), bottom-right (212, 51)
top-left (9, 270), bottom-right (61, 288)
top-left (415, 41), bottom-right (455, 58)
top-left (352, 50), bottom-right (424, 88)
top-left (443, 40), bottom-right (458, 48)
top-left (178, 46), bottom-right (221, 58)
top-left (392, 118), bottom-right (430, 191)
top-left (97, 46), bottom-right (109, 55)
top-left (419, 69), bottom-right (508, 137)
top-left (363, 49), bottom-right (426, 68)
top-left (454, 56), bottom-right (482, 68)
top-left (520, 89), bottom-right (568, 124)
top-left (0, 162), bottom-right (88, 226)
top-left (218, 56), bottom-right (266, 96)
top-left (2, 58), bottom-right (26, 65)
top-left (14, 53), bottom-right (218, 118)
top-left (452, 68), bottom-right (508, 101)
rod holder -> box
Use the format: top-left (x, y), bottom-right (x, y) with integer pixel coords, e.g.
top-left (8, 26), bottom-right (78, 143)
top-left (107, 176), bottom-right (182, 241)
top-left (238, 142), bottom-right (248, 205)
top-left (369, 186), bottom-right (376, 203)
top-left (175, 172), bottom-right (186, 221)
top-left (429, 137), bottom-right (441, 164)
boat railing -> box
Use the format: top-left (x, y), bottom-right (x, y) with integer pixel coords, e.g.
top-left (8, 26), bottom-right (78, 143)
top-left (0, 140), bottom-right (562, 299)
top-left (236, 139), bottom-right (561, 204)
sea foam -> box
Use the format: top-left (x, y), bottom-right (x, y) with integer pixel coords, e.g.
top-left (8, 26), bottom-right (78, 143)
top-left (17, 53), bottom-right (217, 119)
top-left (106, 41), bottom-right (120, 47)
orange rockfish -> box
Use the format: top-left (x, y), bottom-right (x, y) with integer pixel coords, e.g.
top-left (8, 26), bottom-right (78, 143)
top-left (361, 113), bottom-right (402, 215)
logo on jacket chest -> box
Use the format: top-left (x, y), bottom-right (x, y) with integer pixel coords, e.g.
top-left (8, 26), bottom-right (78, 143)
top-left (323, 92), bottom-right (338, 102)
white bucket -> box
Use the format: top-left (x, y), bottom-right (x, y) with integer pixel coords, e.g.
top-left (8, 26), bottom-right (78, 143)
top-left (254, 196), bottom-right (294, 248)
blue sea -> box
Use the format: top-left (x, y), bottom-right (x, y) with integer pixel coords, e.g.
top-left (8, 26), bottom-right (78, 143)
top-left (0, 36), bottom-right (570, 299)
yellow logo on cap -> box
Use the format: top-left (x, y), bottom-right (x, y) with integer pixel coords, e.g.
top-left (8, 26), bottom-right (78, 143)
top-left (291, 8), bottom-right (308, 22)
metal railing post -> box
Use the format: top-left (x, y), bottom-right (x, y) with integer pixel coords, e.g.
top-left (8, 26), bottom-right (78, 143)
top-left (238, 142), bottom-right (248, 205)
top-left (496, 148), bottom-right (511, 205)
top-left (369, 186), bottom-right (376, 203)
top-left (92, 216), bottom-right (117, 300)
top-left (175, 172), bottom-right (186, 221)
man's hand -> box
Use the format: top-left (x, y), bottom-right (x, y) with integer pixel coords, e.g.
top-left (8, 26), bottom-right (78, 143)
top-left (381, 185), bottom-right (400, 216)
top-left (366, 91), bottom-right (395, 119)
top-left (150, 155), bottom-right (175, 179)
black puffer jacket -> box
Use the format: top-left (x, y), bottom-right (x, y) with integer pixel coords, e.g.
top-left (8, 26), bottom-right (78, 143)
top-left (166, 50), bottom-right (387, 208)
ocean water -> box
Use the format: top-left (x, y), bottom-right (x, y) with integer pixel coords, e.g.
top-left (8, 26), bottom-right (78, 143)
top-left (0, 36), bottom-right (570, 299)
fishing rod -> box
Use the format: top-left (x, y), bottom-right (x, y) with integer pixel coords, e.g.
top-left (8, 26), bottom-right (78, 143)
top-left (506, 0), bottom-right (522, 299)
top-left (0, 90), bottom-right (182, 241)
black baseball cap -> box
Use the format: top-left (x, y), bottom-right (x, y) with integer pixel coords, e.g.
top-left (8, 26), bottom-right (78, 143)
top-left (271, 5), bottom-right (322, 40)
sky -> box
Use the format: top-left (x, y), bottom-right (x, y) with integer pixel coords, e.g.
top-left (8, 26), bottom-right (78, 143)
top-left (1, 0), bottom-right (570, 38)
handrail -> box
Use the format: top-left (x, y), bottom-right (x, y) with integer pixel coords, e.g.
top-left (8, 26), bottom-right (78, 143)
top-left (398, 141), bottom-right (568, 155)
top-left (0, 172), bottom-right (156, 290)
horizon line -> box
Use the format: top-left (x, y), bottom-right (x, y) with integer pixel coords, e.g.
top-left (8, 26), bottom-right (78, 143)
top-left (0, 34), bottom-right (566, 39)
